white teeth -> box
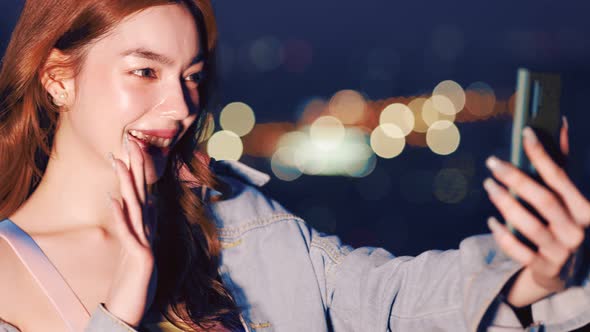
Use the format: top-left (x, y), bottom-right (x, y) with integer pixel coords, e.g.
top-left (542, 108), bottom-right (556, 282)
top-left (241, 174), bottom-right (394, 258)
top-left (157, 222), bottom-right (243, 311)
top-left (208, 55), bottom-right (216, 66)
top-left (128, 130), bottom-right (172, 148)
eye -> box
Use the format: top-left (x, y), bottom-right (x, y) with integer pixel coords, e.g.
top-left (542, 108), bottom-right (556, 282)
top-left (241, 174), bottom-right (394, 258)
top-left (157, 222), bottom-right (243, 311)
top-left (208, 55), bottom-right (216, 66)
top-left (185, 71), bottom-right (204, 84)
top-left (131, 68), bottom-right (157, 79)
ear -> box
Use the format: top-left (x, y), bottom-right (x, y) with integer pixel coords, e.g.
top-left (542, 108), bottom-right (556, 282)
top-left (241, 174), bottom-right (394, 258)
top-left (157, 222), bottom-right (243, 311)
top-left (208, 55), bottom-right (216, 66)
top-left (40, 48), bottom-right (76, 108)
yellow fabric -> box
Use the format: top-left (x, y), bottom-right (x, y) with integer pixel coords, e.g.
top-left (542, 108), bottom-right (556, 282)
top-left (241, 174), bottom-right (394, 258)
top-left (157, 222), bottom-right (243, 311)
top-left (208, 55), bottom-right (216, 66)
top-left (141, 320), bottom-right (185, 332)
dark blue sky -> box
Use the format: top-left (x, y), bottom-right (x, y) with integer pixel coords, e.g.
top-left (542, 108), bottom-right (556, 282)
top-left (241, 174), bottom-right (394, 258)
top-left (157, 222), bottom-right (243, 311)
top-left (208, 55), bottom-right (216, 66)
top-left (2, 1), bottom-right (590, 255)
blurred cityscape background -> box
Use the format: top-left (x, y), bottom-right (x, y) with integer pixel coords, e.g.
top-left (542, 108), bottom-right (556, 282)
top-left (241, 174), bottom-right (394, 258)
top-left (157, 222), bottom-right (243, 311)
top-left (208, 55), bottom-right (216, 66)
top-left (2, 1), bottom-right (590, 256)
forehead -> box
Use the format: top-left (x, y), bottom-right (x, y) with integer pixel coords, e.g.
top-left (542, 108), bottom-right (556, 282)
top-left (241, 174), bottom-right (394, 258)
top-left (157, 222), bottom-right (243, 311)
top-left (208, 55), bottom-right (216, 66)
top-left (93, 4), bottom-right (201, 65)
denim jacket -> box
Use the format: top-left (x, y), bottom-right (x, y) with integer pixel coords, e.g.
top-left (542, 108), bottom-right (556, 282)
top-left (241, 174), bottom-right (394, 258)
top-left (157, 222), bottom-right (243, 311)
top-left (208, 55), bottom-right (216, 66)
top-left (2, 159), bottom-right (590, 331)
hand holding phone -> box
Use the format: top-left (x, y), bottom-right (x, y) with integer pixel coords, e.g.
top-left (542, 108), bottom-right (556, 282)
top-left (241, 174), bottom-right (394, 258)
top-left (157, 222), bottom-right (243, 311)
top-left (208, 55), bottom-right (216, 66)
top-left (506, 68), bottom-right (566, 251)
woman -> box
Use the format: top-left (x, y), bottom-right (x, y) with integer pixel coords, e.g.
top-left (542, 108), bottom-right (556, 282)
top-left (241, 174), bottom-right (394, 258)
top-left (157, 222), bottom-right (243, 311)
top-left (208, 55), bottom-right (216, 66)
top-left (0, 0), bottom-right (589, 331)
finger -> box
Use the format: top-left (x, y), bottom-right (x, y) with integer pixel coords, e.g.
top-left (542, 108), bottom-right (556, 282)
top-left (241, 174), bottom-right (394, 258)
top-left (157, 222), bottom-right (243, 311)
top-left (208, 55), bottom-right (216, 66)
top-left (484, 179), bottom-right (570, 267)
top-left (485, 159), bottom-right (583, 250)
top-left (560, 116), bottom-right (569, 156)
top-left (488, 216), bottom-right (565, 290)
top-left (484, 178), bottom-right (559, 250)
top-left (536, 244), bottom-right (571, 276)
top-left (487, 216), bottom-right (564, 286)
top-left (107, 193), bottom-right (142, 249)
top-left (113, 157), bottom-right (149, 246)
top-left (521, 127), bottom-right (590, 226)
top-left (127, 138), bottom-right (146, 205)
top-left (487, 217), bottom-right (535, 265)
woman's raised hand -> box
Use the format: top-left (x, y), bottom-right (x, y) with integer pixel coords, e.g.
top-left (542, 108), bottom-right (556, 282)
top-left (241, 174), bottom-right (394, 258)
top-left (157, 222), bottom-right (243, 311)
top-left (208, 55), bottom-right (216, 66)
top-left (484, 120), bottom-right (590, 307)
top-left (102, 136), bottom-right (158, 328)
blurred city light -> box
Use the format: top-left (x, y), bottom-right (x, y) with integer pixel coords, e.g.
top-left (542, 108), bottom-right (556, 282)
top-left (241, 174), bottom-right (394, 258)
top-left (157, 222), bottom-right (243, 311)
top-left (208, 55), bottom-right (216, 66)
top-left (379, 103), bottom-right (415, 136)
top-left (220, 101), bottom-right (256, 137)
top-left (226, 75), bottom-right (515, 179)
top-left (464, 81), bottom-right (496, 117)
top-left (207, 130), bottom-right (243, 160)
top-left (433, 168), bottom-right (469, 204)
top-left (272, 127), bottom-right (375, 179)
top-left (271, 146), bottom-right (303, 181)
top-left (422, 97), bottom-right (456, 126)
top-left (249, 36), bottom-right (283, 72)
top-left (426, 120), bottom-right (461, 155)
top-left (370, 124), bottom-right (405, 158)
top-left (309, 115), bottom-right (346, 150)
top-left (432, 80), bottom-right (465, 114)
top-left (328, 89), bottom-right (367, 125)
top-left (408, 97), bottom-right (429, 133)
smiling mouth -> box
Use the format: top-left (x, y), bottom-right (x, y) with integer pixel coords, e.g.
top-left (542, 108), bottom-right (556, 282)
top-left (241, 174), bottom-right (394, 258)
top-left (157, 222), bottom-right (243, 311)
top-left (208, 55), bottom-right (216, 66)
top-left (127, 130), bottom-right (173, 155)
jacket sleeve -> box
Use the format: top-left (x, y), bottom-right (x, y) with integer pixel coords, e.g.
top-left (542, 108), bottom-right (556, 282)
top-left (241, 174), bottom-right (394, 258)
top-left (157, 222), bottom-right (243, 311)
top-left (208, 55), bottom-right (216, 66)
top-left (0, 321), bottom-right (19, 332)
top-left (84, 304), bottom-right (139, 332)
top-left (306, 223), bottom-right (590, 332)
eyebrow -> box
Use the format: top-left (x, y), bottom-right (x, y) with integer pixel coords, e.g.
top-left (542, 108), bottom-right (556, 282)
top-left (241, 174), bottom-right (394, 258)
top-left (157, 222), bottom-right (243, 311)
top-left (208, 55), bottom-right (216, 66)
top-left (120, 47), bottom-right (204, 66)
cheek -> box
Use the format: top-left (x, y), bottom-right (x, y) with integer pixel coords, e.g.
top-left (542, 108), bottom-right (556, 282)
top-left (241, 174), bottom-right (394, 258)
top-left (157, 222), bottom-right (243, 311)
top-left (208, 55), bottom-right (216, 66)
top-left (78, 70), bottom-right (158, 124)
top-left (69, 69), bottom-right (161, 153)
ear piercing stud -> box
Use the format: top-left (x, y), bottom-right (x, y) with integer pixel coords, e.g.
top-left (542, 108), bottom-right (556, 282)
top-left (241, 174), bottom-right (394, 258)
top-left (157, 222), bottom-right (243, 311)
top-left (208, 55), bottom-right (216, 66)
top-left (52, 90), bottom-right (68, 106)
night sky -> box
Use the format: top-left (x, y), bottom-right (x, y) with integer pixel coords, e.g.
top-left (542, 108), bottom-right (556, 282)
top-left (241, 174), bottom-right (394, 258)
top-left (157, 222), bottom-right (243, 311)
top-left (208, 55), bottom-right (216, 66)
top-left (2, 1), bottom-right (590, 256)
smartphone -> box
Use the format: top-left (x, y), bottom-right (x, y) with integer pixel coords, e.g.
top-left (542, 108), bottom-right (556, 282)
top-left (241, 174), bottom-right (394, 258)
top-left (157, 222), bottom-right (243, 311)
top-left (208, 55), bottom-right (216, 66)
top-left (506, 68), bottom-right (565, 251)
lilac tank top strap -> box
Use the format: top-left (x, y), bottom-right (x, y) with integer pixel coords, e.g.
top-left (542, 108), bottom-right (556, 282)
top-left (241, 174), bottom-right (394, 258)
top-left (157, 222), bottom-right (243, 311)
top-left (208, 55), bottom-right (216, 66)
top-left (0, 219), bottom-right (90, 331)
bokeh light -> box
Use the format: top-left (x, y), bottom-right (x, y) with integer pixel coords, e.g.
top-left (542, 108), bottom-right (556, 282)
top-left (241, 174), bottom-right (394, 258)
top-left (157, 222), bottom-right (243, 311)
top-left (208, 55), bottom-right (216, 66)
top-left (328, 89), bottom-right (367, 125)
top-left (249, 36), bottom-right (283, 72)
top-left (370, 124), bottom-right (405, 158)
top-left (379, 103), bottom-right (415, 136)
top-left (433, 168), bottom-right (469, 204)
top-left (464, 81), bottom-right (496, 117)
top-left (207, 130), bottom-right (243, 160)
top-left (309, 116), bottom-right (346, 150)
top-left (408, 97), bottom-right (429, 133)
top-left (432, 80), bottom-right (465, 114)
top-left (275, 127), bottom-right (374, 177)
top-left (271, 147), bottom-right (303, 181)
top-left (343, 143), bottom-right (377, 178)
top-left (422, 97), bottom-right (456, 126)
top-left (426, 120), bottom-right (460, 155)
top-left (220, 102), bottom-right (256, 137)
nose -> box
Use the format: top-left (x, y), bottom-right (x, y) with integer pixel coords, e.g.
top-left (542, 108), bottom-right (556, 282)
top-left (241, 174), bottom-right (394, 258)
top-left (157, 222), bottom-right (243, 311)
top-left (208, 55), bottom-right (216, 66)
top-left (153, 81), bottom-right (197, 121)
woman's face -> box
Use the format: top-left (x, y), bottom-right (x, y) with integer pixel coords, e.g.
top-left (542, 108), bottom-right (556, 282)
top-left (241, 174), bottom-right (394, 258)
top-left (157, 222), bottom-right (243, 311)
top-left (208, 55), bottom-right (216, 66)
top-left (59, 3), bottom-right (203, 185)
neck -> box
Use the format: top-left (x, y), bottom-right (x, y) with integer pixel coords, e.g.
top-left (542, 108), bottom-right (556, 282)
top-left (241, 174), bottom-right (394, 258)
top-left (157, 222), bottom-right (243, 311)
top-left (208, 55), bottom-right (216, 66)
top-left (11, 126), bottom-right (125, 233)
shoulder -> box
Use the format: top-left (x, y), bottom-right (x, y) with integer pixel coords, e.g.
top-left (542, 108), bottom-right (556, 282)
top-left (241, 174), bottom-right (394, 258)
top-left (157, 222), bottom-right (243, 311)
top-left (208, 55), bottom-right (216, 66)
top-left (0, 221), bottom-right (27, 329)
top-left (205, 159), bottom-right (305, 237)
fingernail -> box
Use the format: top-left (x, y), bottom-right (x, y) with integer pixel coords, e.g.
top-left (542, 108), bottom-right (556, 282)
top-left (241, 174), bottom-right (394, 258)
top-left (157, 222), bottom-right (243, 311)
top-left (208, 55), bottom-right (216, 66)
top-left (562, 116), bottom-right (569, 130)
top-left (485, 156), bottom-right (506, 173)
top-left (522, 127), bottom-right (538, 145)
top-left (487, 216), bottom-right (502, 233)
top-left (107, 152), bottom-right (116, 170)
top-left (483, 177), bottom-right (501, 195)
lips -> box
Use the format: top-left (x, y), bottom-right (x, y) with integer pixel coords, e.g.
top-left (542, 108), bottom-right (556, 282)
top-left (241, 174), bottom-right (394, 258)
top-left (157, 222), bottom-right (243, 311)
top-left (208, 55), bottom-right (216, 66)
top-left (127, 128), bottom-right (178, 155)
top-left (131, 128), bottom-right (178, 139)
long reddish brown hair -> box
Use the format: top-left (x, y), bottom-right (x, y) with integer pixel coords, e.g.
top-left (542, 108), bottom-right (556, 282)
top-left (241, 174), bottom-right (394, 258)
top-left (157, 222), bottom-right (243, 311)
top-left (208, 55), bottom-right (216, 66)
top-left (0, 0), bottom-right (241, 329)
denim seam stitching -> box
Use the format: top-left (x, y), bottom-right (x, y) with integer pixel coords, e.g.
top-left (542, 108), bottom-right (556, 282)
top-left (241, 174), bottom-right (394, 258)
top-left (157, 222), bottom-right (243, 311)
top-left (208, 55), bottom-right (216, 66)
top-left (217, 213), bottom-right (302, 239)
top-left (310, 237), bottom-right (346, 265)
